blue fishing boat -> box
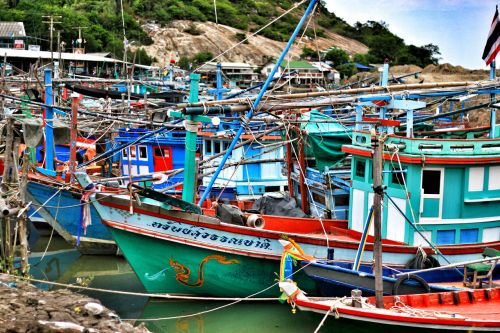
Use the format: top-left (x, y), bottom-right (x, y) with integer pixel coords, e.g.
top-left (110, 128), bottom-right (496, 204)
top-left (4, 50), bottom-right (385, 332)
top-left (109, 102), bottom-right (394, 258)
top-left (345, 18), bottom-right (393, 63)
top-left (115, 127), bottom-right (200, 193)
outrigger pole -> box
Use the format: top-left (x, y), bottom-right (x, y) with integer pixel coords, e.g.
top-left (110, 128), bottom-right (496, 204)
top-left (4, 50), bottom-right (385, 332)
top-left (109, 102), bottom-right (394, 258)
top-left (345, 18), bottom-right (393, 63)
top-left (197, 0), bottom-right (319, 207)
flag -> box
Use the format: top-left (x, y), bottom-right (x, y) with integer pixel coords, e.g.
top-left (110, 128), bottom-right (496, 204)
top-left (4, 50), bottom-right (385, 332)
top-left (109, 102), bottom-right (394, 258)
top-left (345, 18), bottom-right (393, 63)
top-left (483, 5), bottom-right (500, 66)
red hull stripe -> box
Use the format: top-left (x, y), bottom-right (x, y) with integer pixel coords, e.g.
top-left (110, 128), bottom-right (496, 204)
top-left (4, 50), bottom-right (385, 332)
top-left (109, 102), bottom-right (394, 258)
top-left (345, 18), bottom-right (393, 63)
top-left (100, 200), bottom-right (499, 255)
top-left (296, 298), bottom-right (499, 328)
top-left (342, 146), bottom-right (500, 165)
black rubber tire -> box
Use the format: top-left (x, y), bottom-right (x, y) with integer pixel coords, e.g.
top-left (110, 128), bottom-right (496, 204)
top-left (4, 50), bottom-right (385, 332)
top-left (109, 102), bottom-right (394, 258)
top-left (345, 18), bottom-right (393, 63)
top-left (392, 274), bottom-right (430, 295)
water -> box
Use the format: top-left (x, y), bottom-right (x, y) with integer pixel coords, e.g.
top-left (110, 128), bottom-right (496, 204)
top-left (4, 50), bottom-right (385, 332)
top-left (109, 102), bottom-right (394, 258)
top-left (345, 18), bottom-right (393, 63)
top-left (28, 235), bottom-right (448, 333)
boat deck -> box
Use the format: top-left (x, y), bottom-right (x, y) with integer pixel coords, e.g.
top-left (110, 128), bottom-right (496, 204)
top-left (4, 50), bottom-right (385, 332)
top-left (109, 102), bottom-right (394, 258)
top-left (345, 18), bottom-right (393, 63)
top-left (372, 288), bottom-right (500, 321)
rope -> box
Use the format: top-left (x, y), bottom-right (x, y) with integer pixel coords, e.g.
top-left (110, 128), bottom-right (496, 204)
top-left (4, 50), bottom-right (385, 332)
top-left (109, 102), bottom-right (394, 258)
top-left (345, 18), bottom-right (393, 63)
top-left (193, 0), bottom-right (307, 73)
top-left (313, 302), bottom-right (340, 333)
top-left (32, 190), bottom-right (62, 266)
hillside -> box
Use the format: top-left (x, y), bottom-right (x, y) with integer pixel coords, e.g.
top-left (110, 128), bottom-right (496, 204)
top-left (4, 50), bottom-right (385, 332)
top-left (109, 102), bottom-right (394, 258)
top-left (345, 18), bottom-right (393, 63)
top-left (140, 20), bottom-right (368, 66)
top-left (350, 64), bottom-right (496, 128)
top-left (0, 0), bottom-right (440, 68)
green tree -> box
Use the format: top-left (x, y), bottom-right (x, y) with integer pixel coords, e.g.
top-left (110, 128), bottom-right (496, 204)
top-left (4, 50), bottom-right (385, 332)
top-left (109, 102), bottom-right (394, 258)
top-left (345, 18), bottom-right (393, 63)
top-left (353, 53), bottom-right (370, 66)
top-left (336, 63), bottom-right (357, 79)
top-left (178, 56), bottom-right (190, 70)
top-left (192, 51), bottom-right (213, 66)
top-left (301, 46), bottom-right (318, 60)
top-left (325, 47), bottom-right (349, 66)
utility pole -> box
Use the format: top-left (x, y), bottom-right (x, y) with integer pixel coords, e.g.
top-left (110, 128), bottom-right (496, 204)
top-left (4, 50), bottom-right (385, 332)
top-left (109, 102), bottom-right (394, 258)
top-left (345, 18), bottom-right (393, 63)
top-left (72, 26), bottom-right (87, 53)
top-left (42, 15), bottom-right (62, 68)
top-left (371, 128), bottom-right (384, 308)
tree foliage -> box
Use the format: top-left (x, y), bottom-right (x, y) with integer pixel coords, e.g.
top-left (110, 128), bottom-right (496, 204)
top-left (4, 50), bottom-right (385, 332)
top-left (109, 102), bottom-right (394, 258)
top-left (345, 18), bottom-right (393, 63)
top-left (324, 47), bottom-right (349, 67)
top-left (0, 0), bottom-right (441, 68)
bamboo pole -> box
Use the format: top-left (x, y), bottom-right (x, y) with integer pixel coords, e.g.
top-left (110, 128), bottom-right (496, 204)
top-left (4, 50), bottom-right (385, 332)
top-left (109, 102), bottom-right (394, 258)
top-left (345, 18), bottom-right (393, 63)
top-left (176, 80), bottom-right (500, 108)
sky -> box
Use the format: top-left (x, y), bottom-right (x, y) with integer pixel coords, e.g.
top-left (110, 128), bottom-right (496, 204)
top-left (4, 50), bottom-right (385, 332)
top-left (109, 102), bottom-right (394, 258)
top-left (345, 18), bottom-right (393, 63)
top-left (323, 0), bottom-right (497, 69)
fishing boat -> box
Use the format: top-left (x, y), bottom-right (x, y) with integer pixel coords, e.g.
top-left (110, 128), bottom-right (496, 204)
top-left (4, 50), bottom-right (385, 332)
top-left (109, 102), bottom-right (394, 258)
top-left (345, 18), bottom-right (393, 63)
top-left (278, 280), bottom-right (500, 331)
top-left (298, 257), bottom-right (500, 297)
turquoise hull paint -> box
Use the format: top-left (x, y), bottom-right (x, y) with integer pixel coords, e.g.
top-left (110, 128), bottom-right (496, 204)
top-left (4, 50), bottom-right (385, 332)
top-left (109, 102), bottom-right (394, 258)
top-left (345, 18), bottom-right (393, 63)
top-left (109, 226), bottom-right (315, 297)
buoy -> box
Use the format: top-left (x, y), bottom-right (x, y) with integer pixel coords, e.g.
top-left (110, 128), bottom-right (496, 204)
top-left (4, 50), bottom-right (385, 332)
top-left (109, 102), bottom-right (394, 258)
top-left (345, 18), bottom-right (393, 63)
top-left (246, 214), bottom-right (265, 229)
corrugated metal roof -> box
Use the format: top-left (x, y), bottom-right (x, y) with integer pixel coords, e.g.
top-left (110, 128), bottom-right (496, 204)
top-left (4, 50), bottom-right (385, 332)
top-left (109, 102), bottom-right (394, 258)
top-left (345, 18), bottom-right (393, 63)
top-left (0, 22), bottom-right (26, 38)
top-left (0, 48), bottom-right (120, 63)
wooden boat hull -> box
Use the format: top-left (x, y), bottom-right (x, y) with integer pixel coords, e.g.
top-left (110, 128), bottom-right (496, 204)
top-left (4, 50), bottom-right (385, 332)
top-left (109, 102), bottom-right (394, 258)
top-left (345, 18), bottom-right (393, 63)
top-left (291, 288), bottom-right (500, 331)
top-left (87, 188), bottom-right (499, 296)
top-left (107, 226), bottom-right (316, 297)
top-left (301, 261), bottom-right (466, 297)
top-left (26, 181), bottom-right (117, 255)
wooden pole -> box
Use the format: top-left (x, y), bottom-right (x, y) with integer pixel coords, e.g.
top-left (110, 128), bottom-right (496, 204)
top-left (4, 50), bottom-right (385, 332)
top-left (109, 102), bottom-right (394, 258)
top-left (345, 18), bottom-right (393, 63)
top-left (69, 93), bottom-right (79, 183)
top-left (19, 154), bottom-right (29, 275)
top-left (371, 129), bottom-right (384, 308)
top-left (1, 117), bottom-right (15, 273)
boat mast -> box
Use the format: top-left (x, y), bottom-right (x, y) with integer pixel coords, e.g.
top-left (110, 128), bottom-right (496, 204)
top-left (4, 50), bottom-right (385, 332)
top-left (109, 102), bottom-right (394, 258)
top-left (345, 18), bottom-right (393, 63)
top-left (197, 0), bottom-right (319, 207)
top-left (371, 128), bottom-right (384, 308)
top-left (168, 73), bottom-right (218, 203)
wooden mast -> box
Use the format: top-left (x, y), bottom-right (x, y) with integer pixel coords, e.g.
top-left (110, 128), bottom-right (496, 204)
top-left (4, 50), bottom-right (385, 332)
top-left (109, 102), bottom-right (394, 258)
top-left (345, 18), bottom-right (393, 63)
top-left (371, 128), bottom-right (384, 308)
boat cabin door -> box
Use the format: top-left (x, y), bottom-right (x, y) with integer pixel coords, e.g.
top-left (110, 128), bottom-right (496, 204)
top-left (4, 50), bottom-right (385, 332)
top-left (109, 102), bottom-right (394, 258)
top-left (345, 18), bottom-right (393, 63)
top-left (420, 168), bottom-right (444, 220)
top-left (153, 146), bottom-right (173, 172)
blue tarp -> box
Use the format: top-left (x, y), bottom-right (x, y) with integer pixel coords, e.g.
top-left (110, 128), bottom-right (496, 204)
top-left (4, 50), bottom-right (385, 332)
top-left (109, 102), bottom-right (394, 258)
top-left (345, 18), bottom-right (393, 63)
top-left (354, 63), bottom-right (373, 70)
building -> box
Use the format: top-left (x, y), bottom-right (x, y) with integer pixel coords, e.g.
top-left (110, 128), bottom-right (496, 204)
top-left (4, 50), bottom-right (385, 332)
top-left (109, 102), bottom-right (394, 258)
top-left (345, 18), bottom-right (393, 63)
top-left (0, 47), bottom-right (121, 75)
top-left (0, 22), bottom-right (26, 49)
top-left (198, 62), bottom-right (259, 88)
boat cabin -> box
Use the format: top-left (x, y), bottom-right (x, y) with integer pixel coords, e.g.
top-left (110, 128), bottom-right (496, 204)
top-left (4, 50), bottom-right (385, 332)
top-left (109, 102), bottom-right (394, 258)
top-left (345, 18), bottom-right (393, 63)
top-left (115, 128), bottom-right (201, 192)
top-left (343, 128), bottom-right (500, 246)
top-left (199, 126), bottom-right (287, 200)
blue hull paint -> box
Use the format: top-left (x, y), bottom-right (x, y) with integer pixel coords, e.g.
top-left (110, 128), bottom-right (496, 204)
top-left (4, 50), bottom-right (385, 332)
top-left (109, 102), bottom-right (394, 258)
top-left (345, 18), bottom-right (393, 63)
top-left (301, 261), bottom-right (498, 297)
top-left (26, 181), bottom-right (116, 254)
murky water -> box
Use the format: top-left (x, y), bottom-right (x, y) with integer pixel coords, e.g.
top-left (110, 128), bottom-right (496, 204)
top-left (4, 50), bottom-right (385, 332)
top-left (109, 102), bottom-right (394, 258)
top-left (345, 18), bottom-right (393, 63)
top-left (28, 235), bottom-right (450, 333)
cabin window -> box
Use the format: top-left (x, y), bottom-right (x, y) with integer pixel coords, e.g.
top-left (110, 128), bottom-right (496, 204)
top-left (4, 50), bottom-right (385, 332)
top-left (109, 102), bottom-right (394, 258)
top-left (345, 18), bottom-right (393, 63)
top-left (355, 160), bottom-right (365, 178)
top-left (122, 149), bottom-right (128, 158)
top-left (206, 141), bottom-right (212, 154)
top-left (422, 170), bottom-right (441, 195)
top-left (138, 145), bottom-right (148, 160)
top-left (214, 141), bottom-right (221, 154)
top-left (312, 192), bottom-right (326, 205)
top-left (391, 168), bottom-right (406, 186)
top-left (223, 141), bottom-right (229, 152)
top-left (488, 165), bottom-right (500, 190)
top-left (468, 167), bottom-right (484, 192)
top-left (335, 195), bottom-right (349, 207)
top-left (130, 146), bottom-right (137, 158)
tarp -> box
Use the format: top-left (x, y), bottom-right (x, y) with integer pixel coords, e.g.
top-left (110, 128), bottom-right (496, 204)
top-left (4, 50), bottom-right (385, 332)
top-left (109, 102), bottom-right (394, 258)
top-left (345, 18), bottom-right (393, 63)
top-left (300, 110), bottom-right (352, 171)
top-left (20, 118), bottom-right (70, 148)
top-left (252, 192), bottom-right (306, 218)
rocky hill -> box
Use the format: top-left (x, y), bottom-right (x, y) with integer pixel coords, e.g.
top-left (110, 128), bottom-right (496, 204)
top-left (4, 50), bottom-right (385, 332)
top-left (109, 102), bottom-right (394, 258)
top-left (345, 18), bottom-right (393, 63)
top-left (139, 20), bottom-right (368, 66)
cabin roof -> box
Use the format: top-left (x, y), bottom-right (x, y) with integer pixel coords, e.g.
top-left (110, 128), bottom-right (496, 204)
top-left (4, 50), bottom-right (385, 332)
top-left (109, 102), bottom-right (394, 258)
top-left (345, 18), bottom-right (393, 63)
top-left (0, 48), bottom-right (121, 63)
top-left (280, 60), bottom-right (317, 70)
top-left (0, 22), bottom-right (26, 38)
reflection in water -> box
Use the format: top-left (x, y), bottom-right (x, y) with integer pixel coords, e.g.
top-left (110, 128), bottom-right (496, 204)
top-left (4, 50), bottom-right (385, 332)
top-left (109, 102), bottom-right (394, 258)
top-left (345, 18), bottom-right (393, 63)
top-left (28, 235), bottom-right (453, 333)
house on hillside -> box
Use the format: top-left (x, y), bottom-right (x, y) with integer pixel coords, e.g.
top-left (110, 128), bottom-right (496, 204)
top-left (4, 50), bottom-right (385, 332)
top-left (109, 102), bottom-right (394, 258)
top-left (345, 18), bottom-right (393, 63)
top-left (198, 62), bottom-right (259, 88)
top-left (280, 60), bottom-right (323, 86)
top-left (0, 22), bottom-right (26, 49)
top-left (310, 61), bottom-right (340, 84)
